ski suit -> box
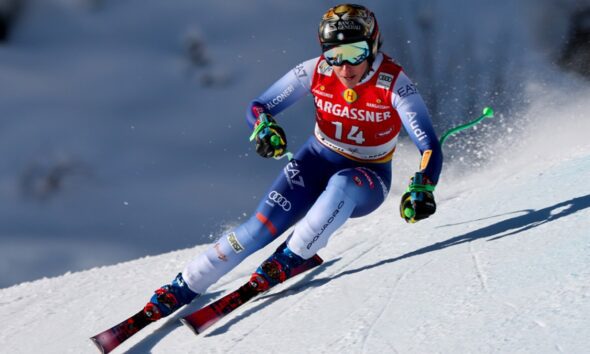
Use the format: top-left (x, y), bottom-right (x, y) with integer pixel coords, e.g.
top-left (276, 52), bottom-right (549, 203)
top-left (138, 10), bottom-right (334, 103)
top-left (182, 53), bottom-right (443, 294)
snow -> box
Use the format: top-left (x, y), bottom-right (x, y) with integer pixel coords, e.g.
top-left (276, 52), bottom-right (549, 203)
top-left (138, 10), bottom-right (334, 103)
top-left (1, 0), bottom-right (590, 353)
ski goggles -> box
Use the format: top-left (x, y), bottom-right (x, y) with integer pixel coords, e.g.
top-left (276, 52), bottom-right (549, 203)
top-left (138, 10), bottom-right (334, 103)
top-left (323, 41), bottom-right (370, 66)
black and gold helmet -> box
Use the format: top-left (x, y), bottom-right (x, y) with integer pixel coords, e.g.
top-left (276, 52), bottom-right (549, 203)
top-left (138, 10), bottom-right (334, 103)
top-left (318, 4), bottom-right (380, 58)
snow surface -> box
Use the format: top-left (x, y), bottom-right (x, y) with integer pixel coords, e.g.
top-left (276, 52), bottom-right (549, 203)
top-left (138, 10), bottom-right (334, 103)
top-left (1, 0), bottom-right (590, 353)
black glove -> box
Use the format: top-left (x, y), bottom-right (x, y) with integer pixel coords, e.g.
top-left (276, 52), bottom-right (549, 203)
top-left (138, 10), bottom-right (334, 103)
top-left (400, 172), bottom-right (436, 223)
top-left (249, 113), bottom-right (287, 158)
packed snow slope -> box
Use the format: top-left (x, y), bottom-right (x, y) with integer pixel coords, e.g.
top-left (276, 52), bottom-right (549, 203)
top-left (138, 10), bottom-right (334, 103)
top-left (1, 87), bottom-right (589, 353)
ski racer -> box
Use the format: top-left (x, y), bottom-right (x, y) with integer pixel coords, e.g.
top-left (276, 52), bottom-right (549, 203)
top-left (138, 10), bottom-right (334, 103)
top-left (142, 3), bottom-right (443, 321)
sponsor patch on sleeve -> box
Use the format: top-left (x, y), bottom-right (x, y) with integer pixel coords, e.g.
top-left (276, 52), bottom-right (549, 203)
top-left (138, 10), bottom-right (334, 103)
top-left (227, 232), bottom-right (245, 254)
top-left (294, 64), bottom-right (308, 78)
top-left (318, 60), bottom-right (333, 76)
top-left (376, 73), bottom-right (394, 90)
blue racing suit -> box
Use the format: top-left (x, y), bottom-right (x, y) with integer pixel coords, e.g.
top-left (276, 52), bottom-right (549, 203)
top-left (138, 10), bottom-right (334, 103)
top-left (183, 53), bottom-right (442, 294)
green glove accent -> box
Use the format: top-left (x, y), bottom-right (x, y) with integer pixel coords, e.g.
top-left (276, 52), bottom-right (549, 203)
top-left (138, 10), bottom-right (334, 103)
top-left (403, 207), bottom-right (416, 219)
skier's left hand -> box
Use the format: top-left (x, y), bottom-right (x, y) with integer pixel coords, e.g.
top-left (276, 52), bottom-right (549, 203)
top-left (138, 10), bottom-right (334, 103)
top-left (400, 172), bottom-right (436, 223)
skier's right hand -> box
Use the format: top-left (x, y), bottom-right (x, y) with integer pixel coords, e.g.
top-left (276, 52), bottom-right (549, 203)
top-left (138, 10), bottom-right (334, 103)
top-left (250, 113), bottom-right (287, 158)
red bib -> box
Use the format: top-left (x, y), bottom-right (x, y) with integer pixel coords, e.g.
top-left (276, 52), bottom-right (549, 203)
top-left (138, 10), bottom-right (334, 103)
top-left (311, 54), bottom-right (403, 162)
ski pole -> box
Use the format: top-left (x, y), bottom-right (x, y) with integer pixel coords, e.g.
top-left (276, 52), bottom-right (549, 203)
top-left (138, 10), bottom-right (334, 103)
top-left (439, 106), bottom-right (495, 147)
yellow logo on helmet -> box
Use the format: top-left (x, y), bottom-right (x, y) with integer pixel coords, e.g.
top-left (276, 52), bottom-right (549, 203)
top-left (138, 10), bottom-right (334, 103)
top-left (342, 88), bottom-right (358, 104)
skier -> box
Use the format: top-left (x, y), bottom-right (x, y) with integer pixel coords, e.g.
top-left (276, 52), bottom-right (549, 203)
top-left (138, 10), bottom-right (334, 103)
top-left (143, 3), bottom-right (443, 321)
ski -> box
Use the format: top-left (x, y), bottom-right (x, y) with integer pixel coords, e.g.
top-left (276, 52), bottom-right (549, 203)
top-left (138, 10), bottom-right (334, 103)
top-left (181, 254), bottom-right (323, 335)
top-left (90, 309), bottom-right (153, 354)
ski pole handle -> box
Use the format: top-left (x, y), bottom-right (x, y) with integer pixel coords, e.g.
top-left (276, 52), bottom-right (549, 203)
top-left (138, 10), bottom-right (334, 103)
top-left (439, 107), bottom-right (494, 146)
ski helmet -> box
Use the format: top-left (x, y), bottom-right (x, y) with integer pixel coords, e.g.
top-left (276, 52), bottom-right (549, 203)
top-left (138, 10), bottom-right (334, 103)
top-left (318, 4), bottom-right (380, 60)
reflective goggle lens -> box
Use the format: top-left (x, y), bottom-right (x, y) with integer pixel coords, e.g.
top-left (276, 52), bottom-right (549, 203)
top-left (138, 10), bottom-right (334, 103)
top-left (323, 41), bottom-right (370, 66)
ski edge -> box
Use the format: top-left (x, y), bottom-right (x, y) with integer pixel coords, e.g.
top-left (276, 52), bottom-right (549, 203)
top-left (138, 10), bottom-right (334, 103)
top-left (90, 336), bottom-right (107, 354)
top-left (181, 254), bottom-right (324, 335)
top-left (179, 318), bottom-right (200, 335)
top-left (89, 309), bottom-right (152, 354)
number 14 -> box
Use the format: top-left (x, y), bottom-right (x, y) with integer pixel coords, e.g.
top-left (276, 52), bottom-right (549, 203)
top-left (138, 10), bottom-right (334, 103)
top-left (332, 122), bottom-right (366, 144)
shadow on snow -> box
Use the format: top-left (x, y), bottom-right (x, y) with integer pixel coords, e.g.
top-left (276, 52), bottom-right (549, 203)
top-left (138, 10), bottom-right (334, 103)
top-left (320, 193), bottom-right (590, 283)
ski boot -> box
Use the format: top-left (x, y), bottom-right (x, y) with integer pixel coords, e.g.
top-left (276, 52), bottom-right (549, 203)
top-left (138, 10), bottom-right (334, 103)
top-left (143, 272), bottom-right (198, 321)
top-left (248, 242), bottom-right (306, 293)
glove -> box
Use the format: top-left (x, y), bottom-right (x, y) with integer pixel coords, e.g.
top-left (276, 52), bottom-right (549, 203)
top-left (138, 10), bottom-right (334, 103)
top-left (400, 172), bottom-right (436, 223)
top-left (249, 113), bottom-right (287, 158)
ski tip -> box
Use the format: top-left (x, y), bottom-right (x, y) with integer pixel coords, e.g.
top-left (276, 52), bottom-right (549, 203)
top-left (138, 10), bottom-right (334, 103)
top-left (90, 336), bottom-right (108, 354)
top-left (179, 318), bottom-right (201, 336)
top-left (312, 254), bottom-right (324, 265)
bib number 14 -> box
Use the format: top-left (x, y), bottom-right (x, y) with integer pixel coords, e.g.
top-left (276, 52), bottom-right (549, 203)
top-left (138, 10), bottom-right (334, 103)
top-left (332, 122), bottom-right (366, 144)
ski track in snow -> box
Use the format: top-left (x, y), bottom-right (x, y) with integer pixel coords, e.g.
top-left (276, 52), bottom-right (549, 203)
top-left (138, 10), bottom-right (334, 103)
top-left (468, 242), bottom-right (489, 292)
top-left (313, 232), bottom-right (441, 354)
top-left (359, 260), bottom-right (435, 354)
top-left (223, 241), bottom-right (382, 352)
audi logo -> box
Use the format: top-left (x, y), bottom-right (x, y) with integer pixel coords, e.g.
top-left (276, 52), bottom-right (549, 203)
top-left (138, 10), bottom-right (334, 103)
top-left (268, 191), bottom-right (292, 211)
